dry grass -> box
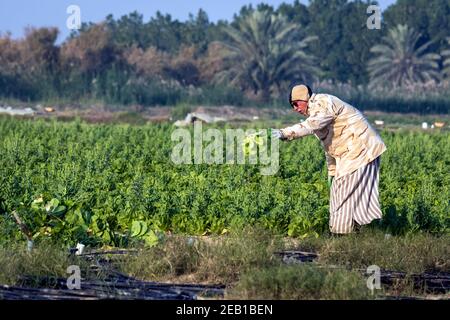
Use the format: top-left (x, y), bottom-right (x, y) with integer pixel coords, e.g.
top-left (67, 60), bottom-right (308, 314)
top-left (117, 226), bottom-right (284, 285)
top-left (0, 242), bottom-right (94, 287)
top-left (1, 227), bottom-right (447, 299)
top-left (289, 229), bottom-right (449, 274)
top-left (227, 264), bottom-right (375, 300)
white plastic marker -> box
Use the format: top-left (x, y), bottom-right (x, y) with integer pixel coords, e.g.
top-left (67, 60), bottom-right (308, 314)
top-left (75, 243), bottom-right (85, 255)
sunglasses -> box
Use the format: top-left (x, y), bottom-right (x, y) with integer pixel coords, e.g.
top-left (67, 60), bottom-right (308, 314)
top-left (290, 100), bottom-right (308, 109)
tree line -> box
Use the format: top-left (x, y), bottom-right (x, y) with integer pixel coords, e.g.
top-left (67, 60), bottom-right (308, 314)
top-left (0, 0), bottom-right (449, 113)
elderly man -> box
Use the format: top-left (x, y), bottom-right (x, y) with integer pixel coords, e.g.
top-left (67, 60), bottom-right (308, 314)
top-left (272, 84), bottom-right (387, 234)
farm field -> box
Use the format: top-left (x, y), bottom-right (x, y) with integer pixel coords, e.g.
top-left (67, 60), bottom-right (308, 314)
top-left (2, 0), bottom-right (450, 304)
top-left (0, 115), bottom-right (448, 244)
top-left (0, 115), bottom-right (448, 300)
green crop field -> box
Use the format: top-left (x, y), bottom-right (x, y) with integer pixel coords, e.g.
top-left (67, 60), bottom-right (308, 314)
top-left (0, 115), bottom-right (448, 249)
top-left (2, 0), bottom-right (450, 301)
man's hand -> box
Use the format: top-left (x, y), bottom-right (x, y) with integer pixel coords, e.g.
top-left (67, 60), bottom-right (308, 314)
top-left (271, 129), bottom-right (286, 140)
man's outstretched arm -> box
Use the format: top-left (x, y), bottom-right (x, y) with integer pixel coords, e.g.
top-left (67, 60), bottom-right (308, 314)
top-left (279, 111), bottom-right (335, 140)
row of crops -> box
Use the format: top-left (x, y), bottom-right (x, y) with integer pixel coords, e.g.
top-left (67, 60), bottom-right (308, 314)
top-left (0, 116), bottom-right (448, 247)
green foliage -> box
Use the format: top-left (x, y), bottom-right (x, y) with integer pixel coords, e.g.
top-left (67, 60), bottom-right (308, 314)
top-left (383, 0), bottom-right (450, 54)
top-left (368, 24), bottom-right (441, 87)
top-left (242, 131), bottom-right (265, 157)
top-left (306, 0), bottom-right (384, 83)
top-left (1, 1), bottom-right (450, 107)
top-left (217, 7), bottom-right (320, 99)
top-left (130, 220), bottom-right (163, 247)
top-left (0, 117), bottom-right (448, 248)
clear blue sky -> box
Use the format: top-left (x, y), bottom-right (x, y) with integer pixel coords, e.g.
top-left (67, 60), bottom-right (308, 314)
top-left (0, 0), bottom-right (395, 42)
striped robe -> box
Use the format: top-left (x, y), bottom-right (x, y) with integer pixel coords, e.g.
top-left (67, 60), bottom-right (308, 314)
top-left (329, 156), bottom-right (382, 234)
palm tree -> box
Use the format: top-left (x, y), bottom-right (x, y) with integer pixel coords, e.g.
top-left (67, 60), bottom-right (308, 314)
top-left (368, 24), bottom-right (441, 88)
top-left (215, 9), bottom-right (320, 100)
top-left (442, 37), bottom-right (450, 78)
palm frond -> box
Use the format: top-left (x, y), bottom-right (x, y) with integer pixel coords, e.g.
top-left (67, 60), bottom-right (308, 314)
top-left (367, 24), bottom-right (441, 87)
top-left (214, 9), bottom-right (320, 98)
